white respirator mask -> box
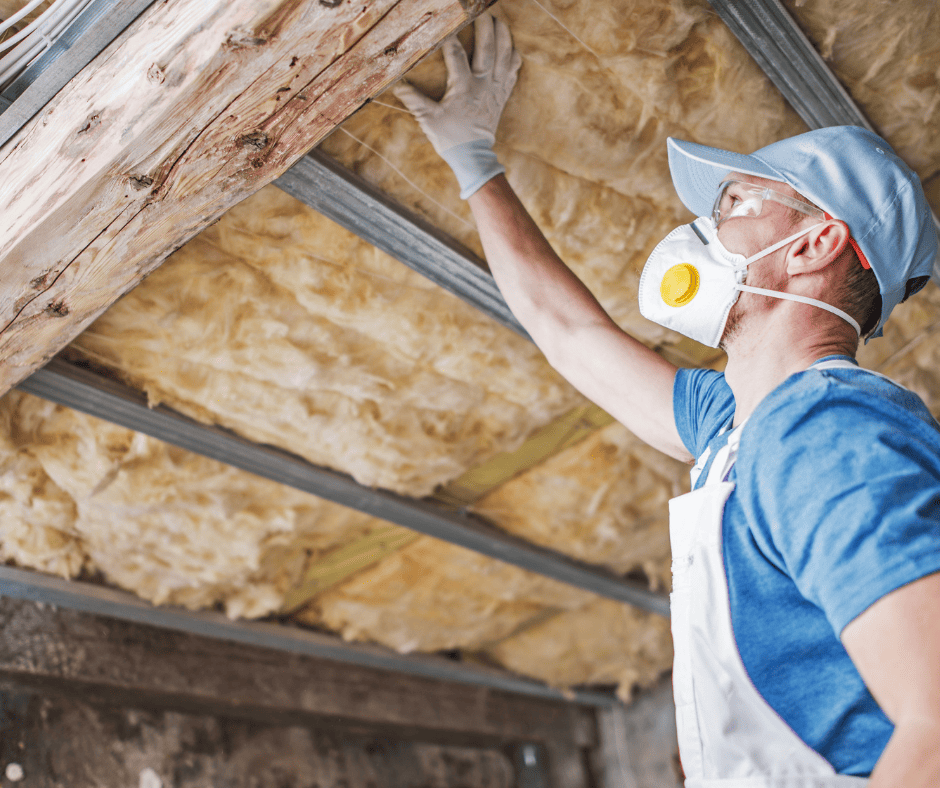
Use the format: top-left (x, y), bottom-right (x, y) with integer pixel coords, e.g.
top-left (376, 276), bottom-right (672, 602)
top-left (638, 217), bottom-right (861, 348)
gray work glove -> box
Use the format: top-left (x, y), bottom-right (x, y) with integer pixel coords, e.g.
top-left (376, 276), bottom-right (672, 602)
top-left (392, 14), bottom-right (522, 199)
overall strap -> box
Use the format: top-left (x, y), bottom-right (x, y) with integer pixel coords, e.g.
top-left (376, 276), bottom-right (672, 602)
top-left (702, 423), bottom-right (745, 487)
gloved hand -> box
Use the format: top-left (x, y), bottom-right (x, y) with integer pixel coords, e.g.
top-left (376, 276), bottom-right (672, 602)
top-left (392, 14), bottom-right (522, 199)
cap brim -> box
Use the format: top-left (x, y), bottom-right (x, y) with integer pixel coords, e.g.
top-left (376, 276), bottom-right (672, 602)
top-left (667, 138), bottom-right (784, 217)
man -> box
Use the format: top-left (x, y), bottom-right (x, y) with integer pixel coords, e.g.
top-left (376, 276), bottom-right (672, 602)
top-left (393, 15), bottom-right (940, 786)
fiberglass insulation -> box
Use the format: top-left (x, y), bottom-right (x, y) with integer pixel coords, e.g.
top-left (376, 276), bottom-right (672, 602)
top-left (68, 188), bottom-right (583, 497)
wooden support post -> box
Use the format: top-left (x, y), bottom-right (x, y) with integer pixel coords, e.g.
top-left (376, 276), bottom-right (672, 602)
top-left (593, 681), bottom-right (682, 788)
top-left (0, 0), bottom-right (485, 394)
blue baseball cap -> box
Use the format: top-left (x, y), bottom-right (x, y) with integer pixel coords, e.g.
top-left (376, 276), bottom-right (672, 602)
top-left (666, 126), bottom-right (938, 338)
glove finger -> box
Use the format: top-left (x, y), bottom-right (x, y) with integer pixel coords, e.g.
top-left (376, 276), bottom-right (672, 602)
top-left (493, 17), bottom-right (517, 79)
top-left (471, 13), bottom-right (495, 77)
top-left (391, 82), bottom-right (435, 117)
top-left (441, 36), bottom-right (472, 95)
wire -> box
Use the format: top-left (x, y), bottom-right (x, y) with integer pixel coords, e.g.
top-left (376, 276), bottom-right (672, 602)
top-left (0, 0), bottom-right (47, 38)
top-left (526, 0), bottom-right (605, 63)
top-left (337, 126), bottom-right (477, 233)
top-left (0, 0), bottom-right (91, 86)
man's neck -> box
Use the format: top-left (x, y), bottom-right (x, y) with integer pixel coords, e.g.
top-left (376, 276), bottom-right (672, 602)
top-left (723, 307), bottom-right (858, 426)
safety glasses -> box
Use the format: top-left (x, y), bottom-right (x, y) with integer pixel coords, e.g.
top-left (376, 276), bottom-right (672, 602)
top-left (712, 180), bottom-right (825, 228)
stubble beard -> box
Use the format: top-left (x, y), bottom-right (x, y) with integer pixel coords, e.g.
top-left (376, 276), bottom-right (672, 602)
top-left (718, 297), bottom-right (746, 352)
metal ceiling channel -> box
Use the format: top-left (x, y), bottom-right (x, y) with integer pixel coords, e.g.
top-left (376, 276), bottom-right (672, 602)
top-left (0, 0), bottom-right (158, 148)
top-left (0, 564), bottom-right (617, 707)
top-left (706, 0), bottom-right (940, 280)
top-left (276, 150), bottom-right (529, 338)
top-left (17, 359), bottom-right (671, 618)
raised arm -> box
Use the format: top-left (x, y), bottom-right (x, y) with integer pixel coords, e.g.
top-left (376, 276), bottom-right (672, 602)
top-left (394, 15), bottom-right (691, 462)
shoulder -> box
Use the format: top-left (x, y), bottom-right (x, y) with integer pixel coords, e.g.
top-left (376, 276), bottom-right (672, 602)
top-left (745, 365), bottom-right (940, 454)
top-left (734, 364), bottom-right (940, 633)
top-left (673, 367), bottom-right (735, 457)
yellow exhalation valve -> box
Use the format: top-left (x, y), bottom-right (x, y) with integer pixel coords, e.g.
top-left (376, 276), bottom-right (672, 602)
top-left (661, 263), bottom-right (700, 307)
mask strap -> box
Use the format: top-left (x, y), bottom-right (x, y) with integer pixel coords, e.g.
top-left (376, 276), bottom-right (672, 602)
top-left (734, 284), bottom-right (862, 336)
top-left (738, 224), bottom-right (820, 268)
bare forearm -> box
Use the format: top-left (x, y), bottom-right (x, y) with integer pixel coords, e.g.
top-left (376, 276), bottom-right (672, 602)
top-left (869, 718), bottom-right (940, 787)
top-left (467, 175), bottom-right (611, 343)
top-left (465, 175), bottom-right (689, 460)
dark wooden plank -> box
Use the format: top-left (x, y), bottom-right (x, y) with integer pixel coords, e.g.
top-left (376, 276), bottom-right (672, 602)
top-left (0, 681), bottom-right (518, 788)
top-left (0, 597), bottom-right (597, 749)
top-left (0, 565), bottom-right (616, 710)
top-left (16, 360), bottom-right (671, 617)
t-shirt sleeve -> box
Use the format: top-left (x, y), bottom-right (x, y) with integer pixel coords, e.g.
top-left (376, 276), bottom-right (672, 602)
top-left (737, 372), bottom-right (940, 635)
top-left (673, 367), bottom-right (736, 457)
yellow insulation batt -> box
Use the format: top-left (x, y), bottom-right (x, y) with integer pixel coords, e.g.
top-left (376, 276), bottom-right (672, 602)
top-left (480, 599), bottom-right (674, 701)
top-left (0, 391), bottom-right (404, 619)
top-left (0, 391), bottom-right (671, 694)
top-left (295, 536), bottom-right (594, 652)
top-left (322, 0), bottom-right (807, 357)
top-left (68, 189), bottom-right (582, 497)
top-left (472, 421), bottom-right (688, 593)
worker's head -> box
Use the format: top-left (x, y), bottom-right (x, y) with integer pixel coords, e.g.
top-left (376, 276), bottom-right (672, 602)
top-left (662, 127), bottom-right (938, 344)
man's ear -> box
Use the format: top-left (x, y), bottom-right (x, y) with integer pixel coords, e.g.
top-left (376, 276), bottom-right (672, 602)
top-left (786, 219), bottom-right (850, 275)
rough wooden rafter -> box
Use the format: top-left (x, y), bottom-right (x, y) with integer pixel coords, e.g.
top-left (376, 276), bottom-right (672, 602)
top-left (0, 0), bottom-right (488, 394)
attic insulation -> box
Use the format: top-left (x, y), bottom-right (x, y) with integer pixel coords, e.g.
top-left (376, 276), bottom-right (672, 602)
top-left (66, 188), bottom-right (584, 497)
top-left (0, 391), bottom-right (673, 694)
top-left (472, 421), bottom-right (687, 593)
top-left (780, 0), bottom-right (940, 205)
top-left (1, 0), bottom-right (938, 700)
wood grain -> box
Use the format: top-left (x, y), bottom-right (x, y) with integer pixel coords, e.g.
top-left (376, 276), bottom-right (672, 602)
top-left (0, 0), bottom-right (480, 392)
top-left (0, 598), bottom-right (597, 749)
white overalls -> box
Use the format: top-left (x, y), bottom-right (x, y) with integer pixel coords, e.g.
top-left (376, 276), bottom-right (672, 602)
top-left (669, 359), bottom-right (871, 787)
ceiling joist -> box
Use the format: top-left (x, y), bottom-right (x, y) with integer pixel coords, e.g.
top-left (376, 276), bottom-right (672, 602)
top-left (276, 148), bottom-right (528, 338)
top-left (707, 0), bottom-right (940, 276)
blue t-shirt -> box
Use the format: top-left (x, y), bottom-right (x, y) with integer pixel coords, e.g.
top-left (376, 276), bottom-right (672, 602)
top-left (673, 356), bottom-right (940, 776)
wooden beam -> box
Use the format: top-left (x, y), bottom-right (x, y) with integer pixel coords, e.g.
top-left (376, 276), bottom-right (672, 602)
top-left (16, 358), bottom-right (672, 617)
top-left (0, 0), bottom-right (486, 395)
top-left (0, 594), bottom-right (599, 748)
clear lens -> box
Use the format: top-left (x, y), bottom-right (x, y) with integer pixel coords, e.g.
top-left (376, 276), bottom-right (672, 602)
top-left (712, 180), bottom-right (825, 228)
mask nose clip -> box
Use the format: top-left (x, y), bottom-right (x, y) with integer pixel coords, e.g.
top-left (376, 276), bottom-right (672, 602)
top-left (690, 220), bottom-right (710, 245)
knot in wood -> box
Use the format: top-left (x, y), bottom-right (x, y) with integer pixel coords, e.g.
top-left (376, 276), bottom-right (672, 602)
top-left (30, 272), bottom-right (53, 290)
top-left (319, 0), bottom-right (344, 6)
top-left (238, 131), bottom-right (269, 150)
top-left (146, 64), bottom-right (165, 84)
top-left (46, 300), bottom-right (70, 317)
top-left (78, 113), bottom-right (100, 135)
top-left (129, 174), bottom-right (154, 190)
top-left (225, 29), bottom-right (267, 49)
top-left (384, 45), bottom-right (398, 57)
